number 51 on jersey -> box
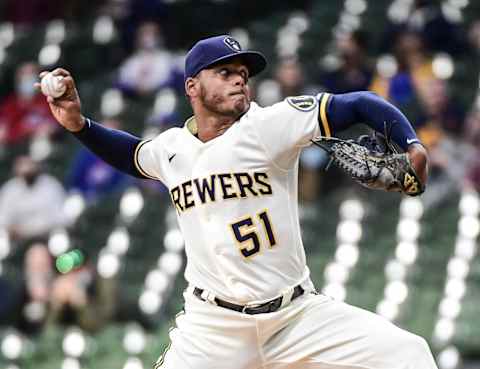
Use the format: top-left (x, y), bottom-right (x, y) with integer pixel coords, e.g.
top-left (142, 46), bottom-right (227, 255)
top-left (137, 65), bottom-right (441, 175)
top-left (230, 210), bottom-right (276, 259)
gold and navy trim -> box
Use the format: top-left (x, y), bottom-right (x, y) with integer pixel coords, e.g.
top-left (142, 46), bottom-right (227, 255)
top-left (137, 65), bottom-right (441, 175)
top-left (153, 342), bottom-right (171, 369)
top-left (153, 309), bottom-right (185, 368)
top-left (318, 93), bottom-right (332, 138)
top-left (134, 140), bottom-right (159, 180)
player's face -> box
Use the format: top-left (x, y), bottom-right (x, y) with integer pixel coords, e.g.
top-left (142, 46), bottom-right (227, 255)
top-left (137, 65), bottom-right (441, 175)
top-left (197, 60), bottom-right (250, 118)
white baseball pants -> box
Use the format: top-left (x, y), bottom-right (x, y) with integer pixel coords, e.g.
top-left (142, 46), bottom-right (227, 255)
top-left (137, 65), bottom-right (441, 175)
top-left (154, 289), bottom-right (438, 369)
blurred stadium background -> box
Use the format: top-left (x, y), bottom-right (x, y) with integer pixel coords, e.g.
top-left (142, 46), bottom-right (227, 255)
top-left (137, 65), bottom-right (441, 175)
top-left (0, 0), bottom-right (479, 368)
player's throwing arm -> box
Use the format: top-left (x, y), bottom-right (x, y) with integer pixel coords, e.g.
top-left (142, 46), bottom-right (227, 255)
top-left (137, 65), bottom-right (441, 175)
top-left (36, 68), bottom-right (154, 179)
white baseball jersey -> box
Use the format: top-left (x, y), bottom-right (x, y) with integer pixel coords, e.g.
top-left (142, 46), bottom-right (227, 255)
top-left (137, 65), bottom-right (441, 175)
top-left (135, 94), bottom-right (333, 304)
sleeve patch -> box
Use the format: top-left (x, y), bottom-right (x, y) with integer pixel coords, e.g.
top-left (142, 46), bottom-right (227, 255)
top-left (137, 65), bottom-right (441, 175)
top-left (286, 95), bottom-right (317, 112)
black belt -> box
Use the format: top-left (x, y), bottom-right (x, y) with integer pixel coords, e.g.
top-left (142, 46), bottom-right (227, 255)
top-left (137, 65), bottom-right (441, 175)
top-left (193, 285), bottom-right (304, 315)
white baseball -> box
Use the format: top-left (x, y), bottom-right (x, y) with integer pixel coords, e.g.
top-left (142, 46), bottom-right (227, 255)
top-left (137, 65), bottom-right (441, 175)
top-left (40, 73), bottom-right (67, 98)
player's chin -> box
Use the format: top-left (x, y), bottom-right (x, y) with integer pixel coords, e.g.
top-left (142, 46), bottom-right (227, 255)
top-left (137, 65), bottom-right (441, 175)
top-left (231, 95), bottom-right (249, 114)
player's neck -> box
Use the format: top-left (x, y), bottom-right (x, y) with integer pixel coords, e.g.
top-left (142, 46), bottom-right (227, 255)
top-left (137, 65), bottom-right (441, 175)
top-left (195, 114), bottom-right (237, 142)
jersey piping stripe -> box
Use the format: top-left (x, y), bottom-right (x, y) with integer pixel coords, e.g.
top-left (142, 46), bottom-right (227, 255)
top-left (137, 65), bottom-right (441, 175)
top-left (153, 342), bottom-right (171, 369)
top-left (153, 309), bottom-right (185, 368)
top-left (133, 140), bottom-right (159, 180)
top-left (319, 93), bottom-right (332, 137)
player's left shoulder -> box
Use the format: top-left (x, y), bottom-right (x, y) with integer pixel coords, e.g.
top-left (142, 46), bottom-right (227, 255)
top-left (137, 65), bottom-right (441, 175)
top-left (246, 95), bottom-right (320, 127)
top-left (249, 94), bottom-right (318, 118)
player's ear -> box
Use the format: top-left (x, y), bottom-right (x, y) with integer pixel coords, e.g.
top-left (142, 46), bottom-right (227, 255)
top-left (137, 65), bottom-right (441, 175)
top-left (185, 77), bottom-right (199, 99)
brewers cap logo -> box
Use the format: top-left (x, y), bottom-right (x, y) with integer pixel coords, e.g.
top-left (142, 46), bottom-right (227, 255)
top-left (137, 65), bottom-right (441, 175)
top-left (224, 37), bottom-right (242, 52)
top-left (286, 95), bottom-right (317, 112)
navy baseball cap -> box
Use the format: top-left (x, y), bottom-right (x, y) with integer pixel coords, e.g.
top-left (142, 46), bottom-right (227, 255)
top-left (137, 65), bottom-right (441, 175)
top-left (184, 35), bottom-right (267, 81)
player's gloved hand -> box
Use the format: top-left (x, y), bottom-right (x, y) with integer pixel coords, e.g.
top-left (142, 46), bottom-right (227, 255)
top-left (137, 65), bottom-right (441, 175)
top-left (406, 143), bottom-right (428, 188)
top-left (312, 131), bottom-right (426, 196)
top-left (35, 68), bottom-right (86, 132)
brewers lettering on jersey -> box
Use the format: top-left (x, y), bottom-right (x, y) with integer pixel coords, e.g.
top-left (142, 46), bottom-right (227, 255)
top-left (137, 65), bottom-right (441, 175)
top-left (43, 35), bottom-right (436, 369)
top-left (168, 170), bottom-right (273, 213)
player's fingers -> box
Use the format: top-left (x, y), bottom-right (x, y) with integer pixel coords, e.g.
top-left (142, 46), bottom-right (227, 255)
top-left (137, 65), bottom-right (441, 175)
top-left (39, 71), bottom-right (49, 79)
top-left (48, 97), bottom-right (66, 106)
top-left (61, 75), bottom-right (76, 90)
top-left (51, 68), bottom-right (71, 77)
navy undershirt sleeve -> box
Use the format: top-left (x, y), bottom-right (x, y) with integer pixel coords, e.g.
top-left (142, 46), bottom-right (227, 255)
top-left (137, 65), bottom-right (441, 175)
top-left (326, 91), bottom-right (420, 150)
top-left (72, 119), bottom-right (146, 179)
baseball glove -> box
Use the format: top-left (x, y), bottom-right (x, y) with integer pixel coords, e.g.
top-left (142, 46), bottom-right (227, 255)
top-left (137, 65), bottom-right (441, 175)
top-left (312, 127), bottom-right (425, 196)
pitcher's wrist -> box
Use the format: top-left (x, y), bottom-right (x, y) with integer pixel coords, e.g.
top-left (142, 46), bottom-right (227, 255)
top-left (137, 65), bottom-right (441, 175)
top-left (68, 116), bottom-right (86, 132)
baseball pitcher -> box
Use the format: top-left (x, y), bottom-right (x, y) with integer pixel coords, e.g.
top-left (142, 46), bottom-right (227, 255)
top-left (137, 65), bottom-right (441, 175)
top-left (39, 35), bottom-right (437, 369)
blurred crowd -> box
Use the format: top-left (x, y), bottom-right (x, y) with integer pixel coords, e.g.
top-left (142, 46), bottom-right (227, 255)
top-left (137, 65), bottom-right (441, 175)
top-left (0, 0), bottom-right (480, 336)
